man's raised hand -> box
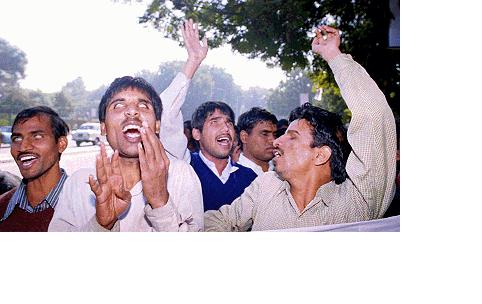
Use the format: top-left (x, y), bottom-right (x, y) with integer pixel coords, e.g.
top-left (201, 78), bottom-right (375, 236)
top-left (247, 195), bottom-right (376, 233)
top-left (181, 19), bottom-right (208, 79)
top-left (88, 144), bottom-right (131, 229)
top-left (312, 25), bottom-right (342, 62)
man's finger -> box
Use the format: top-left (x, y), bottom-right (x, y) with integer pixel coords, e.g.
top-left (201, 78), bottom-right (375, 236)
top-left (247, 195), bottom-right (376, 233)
top-left (140, 121), bottom-right (157, 164)
top-left (138, 142), bottom-right (149, 177)
top-left (111, 150), bottom-right (121, 177)
top-left (88, 175), bottom-right (102, 196)
top-left (157, 140), bottom-right (170, 171)
top-left (100, 143), bottom-right (112, 178)
top-left (143, 121), bottom-right (162, 162)
top-left (95, 154), bottom-right (108, 184)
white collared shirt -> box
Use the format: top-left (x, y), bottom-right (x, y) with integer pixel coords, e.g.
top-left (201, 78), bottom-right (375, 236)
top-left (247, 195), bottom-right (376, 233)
top-left (237, 152), bottom-right (274, 176)
top-left (199, 150), bottom-right (238, 184)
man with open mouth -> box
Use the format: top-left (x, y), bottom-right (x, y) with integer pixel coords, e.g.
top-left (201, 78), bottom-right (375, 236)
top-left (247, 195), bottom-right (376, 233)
top-left (203, 25), bottom-right (397, 231)
top-left (162, 99), bottom-right (258, 212)
top-left (0, 106), bottom-right (69, 231)
top-left (49, 20), bottom-right (206, 232)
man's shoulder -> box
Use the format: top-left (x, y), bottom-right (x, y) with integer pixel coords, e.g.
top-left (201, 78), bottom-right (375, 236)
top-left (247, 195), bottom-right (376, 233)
top-left (68, 168), bottom-right (95, 181)
top-left (232, 162), bottom-right (257, 179)
top-left (0, 187), bottom-right (17, 209)
top-left (168, 156), bottom-right (196, 175)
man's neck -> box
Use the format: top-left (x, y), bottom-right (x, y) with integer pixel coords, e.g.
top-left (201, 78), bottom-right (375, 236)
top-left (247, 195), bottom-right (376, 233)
top-left (200, 150), bottom-right (228, 175)
top-left (119, 157), bottom-right (141, 190)
top-left (287, 171), bottom-right (331, 212)
top-left (26, 164), bottom-right (62, 207)
top-left (242, 151), bottom-right (270, 172)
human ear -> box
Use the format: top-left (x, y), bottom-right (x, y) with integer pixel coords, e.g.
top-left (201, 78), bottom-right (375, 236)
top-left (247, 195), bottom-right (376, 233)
top-left (155, 120), bottom-right (160, 134)
top-left (100, 122), bottom-right (107, 136)
top-left (314, 146), bottom-right (332, 166)
top-left (192, 128), bottom-right (202, 141)
top-left (240, 130), bottom-right (249, 145)
top-left (58, 136), bottom-right (68, 154)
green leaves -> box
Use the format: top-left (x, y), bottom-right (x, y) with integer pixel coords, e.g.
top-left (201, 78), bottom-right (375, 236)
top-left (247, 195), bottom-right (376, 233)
top-left (138, 0), bottom-right (399, 116)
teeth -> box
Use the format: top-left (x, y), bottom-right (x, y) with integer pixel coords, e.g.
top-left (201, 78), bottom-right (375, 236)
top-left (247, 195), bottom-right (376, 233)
top-left (274, 151), bottom-right (282, 157)
top-left (20, 155), bottom-right (37, 162)
top-left (122, 124), bottom-right (141, 133)
top-left (126, 132), bottom-right (140, 138)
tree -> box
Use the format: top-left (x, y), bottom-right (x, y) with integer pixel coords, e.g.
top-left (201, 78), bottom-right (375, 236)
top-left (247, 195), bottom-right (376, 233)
top-left (53, 91), bottom-right (73, 120)
top-left (138, 61), bottom-right (245, 119)
top-left (0, 87), bottom-right (35, 124)
top-left (0, 37), bottom-right (27, 100)
top-left (138, 0), bottom-right (399, 116)
top-left (266, 69), bottom-right (314, 119)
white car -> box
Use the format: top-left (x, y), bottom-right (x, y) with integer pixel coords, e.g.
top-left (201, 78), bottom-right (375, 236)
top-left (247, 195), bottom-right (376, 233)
top-left (71, 122), bottom-right (103, 147)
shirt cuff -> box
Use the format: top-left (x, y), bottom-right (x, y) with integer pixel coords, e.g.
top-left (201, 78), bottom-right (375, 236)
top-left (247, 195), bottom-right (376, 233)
top-left (144, 198), bottom-right (181, 231)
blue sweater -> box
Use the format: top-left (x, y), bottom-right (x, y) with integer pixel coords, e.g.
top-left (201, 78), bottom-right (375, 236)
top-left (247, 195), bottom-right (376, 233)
top-left (190, 153), bottom-right (257, 211)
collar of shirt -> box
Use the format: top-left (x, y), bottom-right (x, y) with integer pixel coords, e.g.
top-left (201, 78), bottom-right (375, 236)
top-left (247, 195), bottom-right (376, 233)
top-left (237, 153), bottom-right (263, 176)
top-left (280, 179), bottom-right (336, 215)
top-left (0, 169), bottom-right (68, 221)
top-left (199, 150), bottom-right (238, 184)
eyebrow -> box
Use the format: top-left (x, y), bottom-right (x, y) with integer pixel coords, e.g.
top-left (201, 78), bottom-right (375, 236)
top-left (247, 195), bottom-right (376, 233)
top-left (109, 97), bottom-right (153, 105)
top-left (286, 129), bottom-right (300, 136)
top-left (11, 130), bottom-right (47, 137)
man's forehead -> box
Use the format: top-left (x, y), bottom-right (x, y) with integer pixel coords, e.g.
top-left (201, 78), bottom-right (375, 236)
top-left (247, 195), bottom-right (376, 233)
top-left (287, 119), bottom-right (312, 132)
top-left (207, 109), bottom-right (231, 120)
top-left (254, 120), bottom-right (277, 130)
top-left (13, 115), bottom-right (52, 132)
top-left (110, 87), bottom-right (151, 102)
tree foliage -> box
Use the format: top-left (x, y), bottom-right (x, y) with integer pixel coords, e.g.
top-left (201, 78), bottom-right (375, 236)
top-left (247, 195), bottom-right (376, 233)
top-left (0, 37), bottom-right (27, 99)
top-left (139, 0), bottom-right (399, 116)
top-left (266, 69), bottom-right (314, 119)
top-left (138, 61), bottom-right (261, 120)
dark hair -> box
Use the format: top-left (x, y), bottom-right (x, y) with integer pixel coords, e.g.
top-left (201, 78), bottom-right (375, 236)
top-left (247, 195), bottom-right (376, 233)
top-left (98, 76), bottom-right (162, 122)
top-left (237, 107), bottom-right (278, 134)
top-left (191, 101), bottom-right (235, 132)
top-left (13, 106), bottom-right (69, 142)
top-left (289, 103), bottom-right (348, 184)
top-left (184, 120), bottom-right (192, 131)
top-left (277, 118), bottom-right (289, 129)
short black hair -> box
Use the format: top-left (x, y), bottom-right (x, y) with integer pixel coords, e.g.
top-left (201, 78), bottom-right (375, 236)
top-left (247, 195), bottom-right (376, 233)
top-left (98, 76), bottom-right (162, 122)
top-left (184, 120), bottom-right (192, 131)
top-left (237, 107), bottom-right (278, 134)
top-left (289, 103), bottom-right (348, 184)
top-left (277, 118), bottom-right (289, 129)
top-left (13, 106), bottom-right (69, 142)
top-left (191, 101), bottom-right (235, 132)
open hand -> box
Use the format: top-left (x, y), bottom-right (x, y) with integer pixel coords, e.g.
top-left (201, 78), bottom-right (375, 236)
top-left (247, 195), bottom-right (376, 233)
top-left (88, 144), bottom-right (131, 229)
top-left (181, 19), bottom-right (208, 79)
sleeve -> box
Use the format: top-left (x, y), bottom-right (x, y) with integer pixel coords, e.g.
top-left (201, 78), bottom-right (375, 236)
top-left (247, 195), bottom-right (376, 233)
top-left (204, 176), bottom-right (261, 232)
top-left (144, 160), bottom-right (203, 231)
top-left (328, 54), bottom-right (397, 219)
top-left (159, 72), bottom-right (192, 163)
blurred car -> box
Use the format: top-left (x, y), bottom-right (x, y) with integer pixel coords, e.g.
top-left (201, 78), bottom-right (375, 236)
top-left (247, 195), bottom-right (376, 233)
top-left (71, 122), bottom-right (103, 147)
top-left (0, 125), bottom-right (12, 145)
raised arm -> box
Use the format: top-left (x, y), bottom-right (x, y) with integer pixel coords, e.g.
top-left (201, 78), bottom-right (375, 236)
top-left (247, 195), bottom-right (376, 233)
top-left (159, 19), bottom-right (208, 161)
top-left (312, 25), bottom-right (397, 218)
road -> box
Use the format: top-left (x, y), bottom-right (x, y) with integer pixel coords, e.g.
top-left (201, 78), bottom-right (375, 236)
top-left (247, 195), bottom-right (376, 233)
top-left (0, 136), bottom-right (111, 178)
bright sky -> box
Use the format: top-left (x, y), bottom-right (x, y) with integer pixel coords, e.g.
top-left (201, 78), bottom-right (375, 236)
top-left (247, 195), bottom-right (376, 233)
top-left (0, 0), bottom-right (286, 93)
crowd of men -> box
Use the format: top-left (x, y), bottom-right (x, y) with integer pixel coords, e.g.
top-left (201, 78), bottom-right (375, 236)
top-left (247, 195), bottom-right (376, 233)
top-left (0, 21), bottom-right (399, 232)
